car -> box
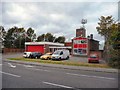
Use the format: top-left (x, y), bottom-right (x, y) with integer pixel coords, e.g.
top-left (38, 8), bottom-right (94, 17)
top-left (40, 52), bottom-right (52, 60)
top-left (29, 52), bottom-right (42, 59)
top-left (23, 52), bottom-right (32, 58)
top-left (88, 54), bottom-right (99, 63)
top-left (51, 50), bottom-right (70, 60)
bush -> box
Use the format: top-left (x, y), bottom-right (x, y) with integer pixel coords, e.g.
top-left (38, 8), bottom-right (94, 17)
top-left (109, 57), bottom-right (120, 69)
top-left (108, 49), bottom-right (120, 69)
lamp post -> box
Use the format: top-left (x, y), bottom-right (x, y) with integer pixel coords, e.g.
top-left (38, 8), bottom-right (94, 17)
top-left (81, 19), bottom-right (87, 28)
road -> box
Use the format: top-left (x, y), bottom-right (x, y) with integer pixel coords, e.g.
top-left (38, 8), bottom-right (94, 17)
top-left (2, 60), bottom-right (118, 89)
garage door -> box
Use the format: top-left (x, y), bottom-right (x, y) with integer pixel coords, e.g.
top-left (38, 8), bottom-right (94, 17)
top-left (26, 45), bottom-right (44, 54)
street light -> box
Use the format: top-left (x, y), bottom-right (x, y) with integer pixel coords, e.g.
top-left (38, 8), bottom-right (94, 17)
top-left (81, 19), bottom-right (87, 28)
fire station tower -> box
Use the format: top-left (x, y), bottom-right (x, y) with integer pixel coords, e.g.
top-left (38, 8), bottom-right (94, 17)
top-left (76, 27), bottom-right (86, 37)
top-left (76, 19), bottom-right (87, 37)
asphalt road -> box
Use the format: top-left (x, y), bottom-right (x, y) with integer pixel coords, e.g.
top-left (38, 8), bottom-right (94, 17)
top-left (2, 61), bottom-right (118, 89)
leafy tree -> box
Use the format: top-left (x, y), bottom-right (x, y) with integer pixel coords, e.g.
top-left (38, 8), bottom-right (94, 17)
top-left (4, 26), bottom-right (26, 48)
top-left (55, 36), bottom-right (65, 43)
top-left (96, 16), bottom-right (114, 42)
top-left (96, 16), bottom-right (120, 68)
top-left (96, 16), bottom-right (114, 62)
top-left (37, 34), bottom-right (45, 42)
top-left (109, 23), bottom-right (120, 49)
top-left (37, 33), bottom-right (65, 43)
top-left (45, 33), bottom-right (55, 42)
top-left (0, 26), bottom-right (6, 40)
top-left (4, 26), bottom-right (17, 48)
top-left (108, 22), bottom-right (120, 68)
top-left (37, 33), bottom-right (55, 42)
top-left (26, 28), bottom-right (36, 41)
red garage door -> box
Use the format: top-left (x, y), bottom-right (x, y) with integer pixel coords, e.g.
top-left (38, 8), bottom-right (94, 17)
top-left (26, 45), bottom-right (44, 54)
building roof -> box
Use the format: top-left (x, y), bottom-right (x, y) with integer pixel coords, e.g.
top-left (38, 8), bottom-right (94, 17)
top-left (49, 46), bottom-right (72, 49)
top-left (72, 36), bottom-right (87, 40)
top-left (88, 39), bottom-right (99, 42)
top-left (25, 41), bottom-right (64, 46)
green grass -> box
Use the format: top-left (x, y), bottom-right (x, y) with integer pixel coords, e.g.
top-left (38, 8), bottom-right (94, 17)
top-left (8, 57), bottom-right (111, 68)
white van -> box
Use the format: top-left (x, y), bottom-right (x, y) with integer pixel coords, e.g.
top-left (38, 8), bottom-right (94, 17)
top-left (52, 50), bottom-right (70, 60)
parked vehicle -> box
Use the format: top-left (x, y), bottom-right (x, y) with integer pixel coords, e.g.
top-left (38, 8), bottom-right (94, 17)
top-left (88, 54), bottom-right (99, 63)
top-left (29, 52), bottom-right (42, 59)
top-left (40, 52), bottom-right (52, 60)
top-left (52, 50), bottom-right (70, 60)
top-left (23, 52), bottom-right (32, 58)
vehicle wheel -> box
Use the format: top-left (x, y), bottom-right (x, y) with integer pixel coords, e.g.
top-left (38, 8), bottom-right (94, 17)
top-left (59, 57), bottom-right (61, 60)
top-left (29, 55), bottom-right (32, 58)
top-left (35, 56), bottom-right (38, 59)
top-left (66, 56), bottom-right (69, 60)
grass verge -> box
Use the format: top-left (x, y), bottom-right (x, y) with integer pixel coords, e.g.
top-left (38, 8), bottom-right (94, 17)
top-left (8, 57), bottom-right (111, 68)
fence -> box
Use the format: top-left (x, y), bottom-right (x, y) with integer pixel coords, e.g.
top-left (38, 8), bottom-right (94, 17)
top-left (3, 48), bottom-right (24, 53)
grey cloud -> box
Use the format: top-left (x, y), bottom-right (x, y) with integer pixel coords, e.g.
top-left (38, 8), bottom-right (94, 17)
top-left (2, 2), bottom-right (118, 43)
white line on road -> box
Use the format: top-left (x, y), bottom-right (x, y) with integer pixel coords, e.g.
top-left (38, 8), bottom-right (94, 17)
top-left (66, 73), bottom-right (115, 80)
top-left (27, 68), bottom-right (51, 72)
top-left (34, 68), bottom-right (51, 72)
top-left (0, 71), bottom-right (21, 77)
top-left (43, 81), bottom-right (73, 88)
top-left (8, 63), bottom-right (16, 68)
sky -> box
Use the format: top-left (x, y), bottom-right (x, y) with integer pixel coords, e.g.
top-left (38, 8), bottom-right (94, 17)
top-left (1, 0), bottom-right (119, 45)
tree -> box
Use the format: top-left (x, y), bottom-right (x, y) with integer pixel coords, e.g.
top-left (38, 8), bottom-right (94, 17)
top-left (37, 34), bottom-right (45, 42)
top-left (55, 36), bottom-right (65, 43)
top-left (26, 28), bottom-right (35, 42)
top-left (37, 33), bottom-right (55, 42)
top-left (45, 33), bottom-right (55, 42)
top-left (109, 23), bottom-right (120, 49)
top-left (108, 22), bottom-right (120, 68)
top-left (96, 16), bottom-right (114, 42)
top-left (0, 26), bottom-right (6, 40)
top-left (96, 16), bottom-right (120, 68)
top-left (4, 26), bottom-right (17, 48)
top-left (96, 16), bottom-right (114, 62)
top-left (4, 26), bottom-right (26, 48)
top-left (37, 33), bottom-right (65, 43)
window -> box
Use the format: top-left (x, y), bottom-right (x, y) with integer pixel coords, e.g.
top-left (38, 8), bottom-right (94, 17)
top-left (60, 51), bottom-right (63, 55)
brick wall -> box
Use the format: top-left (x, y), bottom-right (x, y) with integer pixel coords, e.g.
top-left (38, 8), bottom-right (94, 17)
top-left (3, 48), bottom-right (24, 53)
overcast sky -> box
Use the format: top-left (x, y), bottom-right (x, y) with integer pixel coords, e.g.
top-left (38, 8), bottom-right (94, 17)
top-left (1, 0), bottom-right (119, 44)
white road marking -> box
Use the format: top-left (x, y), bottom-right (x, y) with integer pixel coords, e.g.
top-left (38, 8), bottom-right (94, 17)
top-left (43, 81), bottom-right (73, 88)
top-left (0, 71), bottom-right (21, 77)
top-left (0, 64), bottom-right (2, 66)
top-left (66, 73), bottom-right (115, 80)
top-left (32, 68), bottom-right (51, 72)
top-left (8, 63), bottom-right (16, 68)
top-left (26, 67), bottom-right (51, 72)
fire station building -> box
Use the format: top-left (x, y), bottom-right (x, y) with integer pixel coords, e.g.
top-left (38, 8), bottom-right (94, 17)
top-left (25, 27), bottom-right (103, 58)
top-left (25, 42), bottom-right (71, 54)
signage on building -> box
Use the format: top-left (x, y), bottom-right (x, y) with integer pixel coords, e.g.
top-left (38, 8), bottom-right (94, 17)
top-left (73, 37), bottom-right (88, 55)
